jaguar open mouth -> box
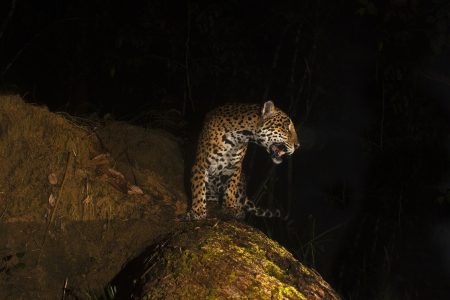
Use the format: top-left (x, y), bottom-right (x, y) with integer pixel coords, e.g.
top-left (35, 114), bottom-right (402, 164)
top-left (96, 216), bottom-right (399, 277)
top-left (270, 143), bottom-right (288, 164)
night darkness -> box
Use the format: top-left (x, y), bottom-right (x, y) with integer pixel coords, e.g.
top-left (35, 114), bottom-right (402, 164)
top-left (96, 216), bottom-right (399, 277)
top-left (1, 0), bottom-right (450, 299)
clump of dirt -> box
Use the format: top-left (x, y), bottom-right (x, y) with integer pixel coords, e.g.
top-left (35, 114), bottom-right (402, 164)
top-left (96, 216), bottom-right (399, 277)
top-left (107, 220), bottom-right (341, 300)
top-left (0, 95), bottom-right (187, 299)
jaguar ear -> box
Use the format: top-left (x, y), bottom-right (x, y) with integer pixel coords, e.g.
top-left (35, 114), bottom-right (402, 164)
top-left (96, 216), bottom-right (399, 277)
top-left (261, 100), bottom-right (275, 119)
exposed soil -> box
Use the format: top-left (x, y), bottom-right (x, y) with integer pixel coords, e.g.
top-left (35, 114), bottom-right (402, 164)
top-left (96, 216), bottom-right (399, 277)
top-left (0, 95), bottom-right (187, 299)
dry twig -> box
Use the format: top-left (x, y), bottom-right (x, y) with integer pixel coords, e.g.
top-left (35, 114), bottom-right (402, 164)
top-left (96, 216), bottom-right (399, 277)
top-left (38, 151), bottom-right (73, 264)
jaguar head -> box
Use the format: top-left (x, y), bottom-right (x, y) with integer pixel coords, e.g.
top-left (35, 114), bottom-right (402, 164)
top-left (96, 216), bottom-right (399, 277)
top-left (255, 101), bottom-right (300, 164)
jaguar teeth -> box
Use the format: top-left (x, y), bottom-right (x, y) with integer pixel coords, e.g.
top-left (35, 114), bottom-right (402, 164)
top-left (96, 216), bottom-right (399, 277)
top-left (270, 144), bottom-right (286, 158)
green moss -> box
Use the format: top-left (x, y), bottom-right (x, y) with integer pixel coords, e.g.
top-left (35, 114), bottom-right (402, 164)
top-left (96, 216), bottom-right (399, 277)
top-left (272, 285), bottom-right (307, 299)
top-left (143, 222), bottom-right (333, 300)
top-left (265, 260), bottom-right (291, 282)
top-left (206, 288), bottom-right (220, 300)
top-left (164, 248), bottom-right (200, 278)
top-left (228, 270), bottom-right (238, 282)
top-left (245, 281), bottom-right (268, 298)
top-left (299, 264), bottom-right (312, 276)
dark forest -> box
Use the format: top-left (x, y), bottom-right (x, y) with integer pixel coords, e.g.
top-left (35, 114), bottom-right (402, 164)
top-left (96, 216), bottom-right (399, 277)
top-left (1, 0), bottom-right (450, 299)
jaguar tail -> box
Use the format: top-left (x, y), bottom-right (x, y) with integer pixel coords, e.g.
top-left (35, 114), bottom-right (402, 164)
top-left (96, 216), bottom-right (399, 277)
top-left (242, 197), bottom-right (289, 220)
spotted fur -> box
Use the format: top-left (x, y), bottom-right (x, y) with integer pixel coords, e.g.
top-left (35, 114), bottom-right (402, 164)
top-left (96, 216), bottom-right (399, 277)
top-left (186, 101), bottom-right (300, 220)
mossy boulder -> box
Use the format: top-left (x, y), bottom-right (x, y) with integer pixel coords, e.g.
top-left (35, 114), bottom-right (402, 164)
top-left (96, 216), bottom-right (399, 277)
top-left (108, 220), bottom-right (341, 300)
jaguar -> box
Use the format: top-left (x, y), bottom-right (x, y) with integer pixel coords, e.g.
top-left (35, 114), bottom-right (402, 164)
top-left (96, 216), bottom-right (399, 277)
top-left (186, 100), bottom-right (300, 220)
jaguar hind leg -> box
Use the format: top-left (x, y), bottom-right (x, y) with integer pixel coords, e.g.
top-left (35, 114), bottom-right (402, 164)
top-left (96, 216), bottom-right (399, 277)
top-left (222, 172), bottom-right (246, 219)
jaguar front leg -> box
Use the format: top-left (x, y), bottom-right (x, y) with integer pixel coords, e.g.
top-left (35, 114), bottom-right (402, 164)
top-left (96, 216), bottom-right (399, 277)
top-left (187, 164), bottom-right (208, 220)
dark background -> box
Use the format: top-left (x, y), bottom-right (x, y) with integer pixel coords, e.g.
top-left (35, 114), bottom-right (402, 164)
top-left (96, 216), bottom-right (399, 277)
top-left (1, 0), bottom-right (450, 298)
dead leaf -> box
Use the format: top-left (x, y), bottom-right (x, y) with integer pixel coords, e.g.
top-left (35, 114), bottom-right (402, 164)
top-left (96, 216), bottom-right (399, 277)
top-left (48, 173), bottom-right (58, 185)
top-left (128, 185), bottom-right (144, 195)
top-left (92, 153), bottom-right (110, 161)
top-left (48, 194), bottom-right (56, 206)
top-left (83, 195), bottom-right (92, 205)
top-left (107, 168), bottom-right (125, 180)
top-left (88, 153), bottom-right (110, 168)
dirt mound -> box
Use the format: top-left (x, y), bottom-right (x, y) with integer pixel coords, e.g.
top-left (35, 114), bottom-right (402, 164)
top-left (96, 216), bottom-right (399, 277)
top-left (0, 95), bottom-right (187, 299)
